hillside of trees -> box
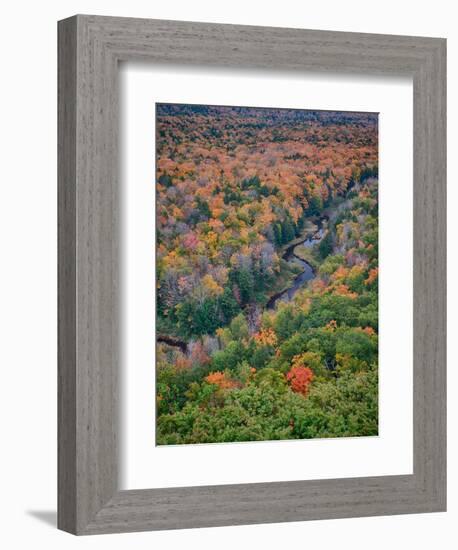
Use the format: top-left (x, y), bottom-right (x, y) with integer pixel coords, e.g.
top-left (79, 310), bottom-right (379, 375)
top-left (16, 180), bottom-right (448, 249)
top-left (155, 104), bottom-right (378, 445)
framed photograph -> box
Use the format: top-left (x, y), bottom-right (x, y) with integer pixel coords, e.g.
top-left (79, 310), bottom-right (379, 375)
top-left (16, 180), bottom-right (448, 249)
top-left (58, 15), bottom-right (446, 535)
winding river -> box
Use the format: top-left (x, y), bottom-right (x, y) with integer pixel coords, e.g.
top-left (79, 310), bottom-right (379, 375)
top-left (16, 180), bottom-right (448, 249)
top-left (266, 217), bottom-right (327, 310)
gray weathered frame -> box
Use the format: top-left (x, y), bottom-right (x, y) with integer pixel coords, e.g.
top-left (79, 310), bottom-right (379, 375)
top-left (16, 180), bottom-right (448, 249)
top-left (58, 14), bottom-right (446, 535)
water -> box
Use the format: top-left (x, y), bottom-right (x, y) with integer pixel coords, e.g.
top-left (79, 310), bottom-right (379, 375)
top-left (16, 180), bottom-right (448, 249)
top-left (266, 221), bottom-right (326, 310)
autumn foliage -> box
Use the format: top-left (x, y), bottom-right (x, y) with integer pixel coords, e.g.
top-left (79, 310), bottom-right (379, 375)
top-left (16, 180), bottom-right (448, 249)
top-left (253, 327), bottom-right (278, 347)
top-left (155, 104), bottom-right (379, 445)
top-left (286, 366), bottom-right (315, 397)
top-left (204, 371), bottom-right (238, 390)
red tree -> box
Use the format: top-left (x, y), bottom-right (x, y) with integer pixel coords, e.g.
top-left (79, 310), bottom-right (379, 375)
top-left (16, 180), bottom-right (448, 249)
top-left (286, 366), bottom-right (314, 397)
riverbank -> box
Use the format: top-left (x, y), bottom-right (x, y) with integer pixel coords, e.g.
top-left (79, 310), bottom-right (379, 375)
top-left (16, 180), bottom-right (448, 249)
top-left (292, 242), bottom-right (320, 270)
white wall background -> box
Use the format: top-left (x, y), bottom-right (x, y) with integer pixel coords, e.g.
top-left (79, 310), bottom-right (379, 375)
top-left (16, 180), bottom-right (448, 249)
top-left (0, 1), bottom-right (454, 548)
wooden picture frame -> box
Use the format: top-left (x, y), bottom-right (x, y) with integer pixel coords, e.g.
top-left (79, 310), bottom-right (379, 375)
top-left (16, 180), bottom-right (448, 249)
top-left (58, 14), bottom-right (446, 535)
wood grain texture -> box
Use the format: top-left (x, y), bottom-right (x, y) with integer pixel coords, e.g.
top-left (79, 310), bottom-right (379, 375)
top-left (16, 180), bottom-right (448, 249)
top-left (57, 16), bottom-right (77, 533)
top-left (58, 14), bottom-right (446, 535)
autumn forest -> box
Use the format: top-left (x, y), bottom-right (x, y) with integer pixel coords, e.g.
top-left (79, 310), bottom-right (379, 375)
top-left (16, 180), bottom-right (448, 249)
top-left (156, 104), bottom-right (379, 445)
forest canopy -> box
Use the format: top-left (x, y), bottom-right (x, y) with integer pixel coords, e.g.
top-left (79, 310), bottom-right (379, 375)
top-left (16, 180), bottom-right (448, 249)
top-left (155, 104), bottom-right (378, 445)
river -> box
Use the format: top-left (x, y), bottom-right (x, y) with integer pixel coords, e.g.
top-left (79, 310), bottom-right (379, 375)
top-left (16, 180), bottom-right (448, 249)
top-left (266, 217), bottom-right (327, 310)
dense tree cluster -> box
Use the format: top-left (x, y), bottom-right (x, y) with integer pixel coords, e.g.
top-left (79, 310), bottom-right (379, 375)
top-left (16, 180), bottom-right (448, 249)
top-left (155, 104), bottom-right (378, 444)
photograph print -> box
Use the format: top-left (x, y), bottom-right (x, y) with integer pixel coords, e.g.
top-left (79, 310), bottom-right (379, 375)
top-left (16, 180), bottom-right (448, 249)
top-left (155, 103), bottom-right (379, 445)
